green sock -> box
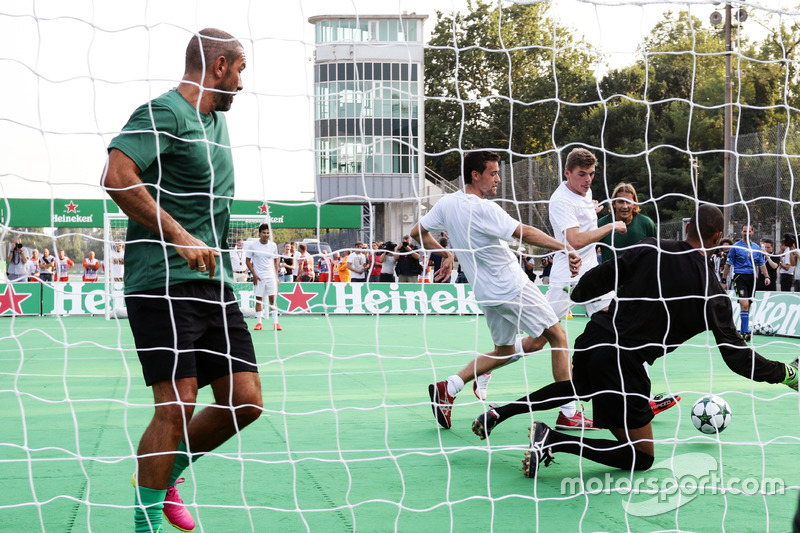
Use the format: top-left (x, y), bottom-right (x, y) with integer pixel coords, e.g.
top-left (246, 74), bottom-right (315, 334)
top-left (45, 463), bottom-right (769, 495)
top-left (168, 441), bottom-right (203, 486)
top-left (134, 485), bottom-right (166, 533)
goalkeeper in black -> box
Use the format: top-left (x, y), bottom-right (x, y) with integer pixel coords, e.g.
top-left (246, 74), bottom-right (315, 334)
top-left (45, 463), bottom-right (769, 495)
top-left (472, 204), bottom-right (798, 478)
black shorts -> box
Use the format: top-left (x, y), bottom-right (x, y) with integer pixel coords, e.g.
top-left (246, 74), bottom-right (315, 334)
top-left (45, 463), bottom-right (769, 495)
top-left (733, 273), bottom-right (755, 300)
top-left (125, 282), bottom-right (258, 387)
top-left (571, 323), bottom-right (653, 430)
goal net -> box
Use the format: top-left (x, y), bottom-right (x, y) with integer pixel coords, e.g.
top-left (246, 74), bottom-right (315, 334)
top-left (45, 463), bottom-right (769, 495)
top-left (2, 1), bottom-right (800, 532)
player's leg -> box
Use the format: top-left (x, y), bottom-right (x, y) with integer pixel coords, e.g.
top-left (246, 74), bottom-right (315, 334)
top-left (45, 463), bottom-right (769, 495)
top-left (267, 277), bottom-right (281, 330)
top-left (523, 422), bottom-right (654, 478)
top-left (134, 377), bottom-right (199, 533)
top-left (428, 306), bottom-right (516, 429)
top-left (253, 280), bottom-right (264, 330)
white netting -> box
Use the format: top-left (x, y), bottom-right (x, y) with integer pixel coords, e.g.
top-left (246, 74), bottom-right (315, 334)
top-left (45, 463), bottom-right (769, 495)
top-left (1, 1), bottom-right (800, 532)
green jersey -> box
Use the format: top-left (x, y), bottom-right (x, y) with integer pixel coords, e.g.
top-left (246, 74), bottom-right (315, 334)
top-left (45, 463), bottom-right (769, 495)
top-left (108, 89), bottom-right (234, 294)
top-left (598, 212), bottom-right (657, 263)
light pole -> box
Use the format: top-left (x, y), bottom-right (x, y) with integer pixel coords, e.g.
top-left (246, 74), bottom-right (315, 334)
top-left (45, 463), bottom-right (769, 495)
top-left (711, 3), bottom-right (746, 235)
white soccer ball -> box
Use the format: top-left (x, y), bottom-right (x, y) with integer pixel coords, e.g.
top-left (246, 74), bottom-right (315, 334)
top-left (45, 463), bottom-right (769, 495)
top-left (691, 395), bottom-right (732, 434)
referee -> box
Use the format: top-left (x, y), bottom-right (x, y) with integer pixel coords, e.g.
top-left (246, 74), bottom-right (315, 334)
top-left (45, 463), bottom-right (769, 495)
top-left (721, 224), bottom-right (770, 341)
top-left (472, 205), bottom-right (797, 478)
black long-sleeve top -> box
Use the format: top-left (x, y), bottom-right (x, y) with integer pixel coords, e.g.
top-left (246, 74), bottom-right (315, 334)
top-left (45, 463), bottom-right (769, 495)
top-left (571, 238), bottom-right (786, 384)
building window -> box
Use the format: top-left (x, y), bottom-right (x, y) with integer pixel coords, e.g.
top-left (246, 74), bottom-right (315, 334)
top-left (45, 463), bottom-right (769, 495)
top-left (315, 19), bottom-right (420, 43)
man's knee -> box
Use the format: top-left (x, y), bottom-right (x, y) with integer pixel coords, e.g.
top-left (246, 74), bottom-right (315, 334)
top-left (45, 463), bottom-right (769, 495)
top-left (633, 450), bottom-right (654, 471)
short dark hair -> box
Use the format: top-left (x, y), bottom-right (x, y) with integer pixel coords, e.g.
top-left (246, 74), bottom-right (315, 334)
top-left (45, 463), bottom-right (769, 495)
top-left (185, 28), bottom-right (242, 74)
top-left (258, 223), bottom-right (270, 233)
top-left (687, 204), bottom-right (724, 242)
top-left (464, 151), bottom-right (501, 184)
top-left (761, 238), bottom-right (774, 246)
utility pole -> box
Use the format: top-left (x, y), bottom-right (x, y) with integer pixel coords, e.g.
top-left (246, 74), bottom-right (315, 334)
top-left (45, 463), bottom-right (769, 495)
top-left (723, 2), bottom-right (733, 235)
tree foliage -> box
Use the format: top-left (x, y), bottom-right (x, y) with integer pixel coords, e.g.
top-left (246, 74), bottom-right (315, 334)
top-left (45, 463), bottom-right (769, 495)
top-left (425, 5), bottom-right (800, 224)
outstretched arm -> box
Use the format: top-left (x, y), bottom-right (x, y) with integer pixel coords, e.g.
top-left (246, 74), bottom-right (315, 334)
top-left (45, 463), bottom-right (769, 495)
top-left (514, 224), bottom-right (581, 277)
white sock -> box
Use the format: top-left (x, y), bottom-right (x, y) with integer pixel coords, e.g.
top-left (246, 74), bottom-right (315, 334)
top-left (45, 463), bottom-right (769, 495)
top-left (271, 309), bottom-right (278, 323)
top-left (560, 401), bottom-right (577, 417)
top-left (514, 337), bottom-right (524, 354)
top-left (256, 310), bottom-right (263, 324)
top-left (446, 375), bottom-right (465, 397)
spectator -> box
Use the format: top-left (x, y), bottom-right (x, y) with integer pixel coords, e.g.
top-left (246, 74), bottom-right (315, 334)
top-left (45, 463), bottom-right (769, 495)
top-left (430, 237), bottom-right (450, 283)
top-left (337, 251), bottom-right (351, 282)
top-left (540, 255), bottom-right (553, 285)
top-left (519, 246), bottom-right (537, 283)
top-left (296, 243), bottom-right (315, 282)
top-left (780, 234), bottom-right (796, 291)
top-left (291, 241), bottom-right (300, 281)
top-left (278, 242), bottom-right (294, 283)
top-left (6, 238), bottom-right (28, 283)
top-left (395, 235), bottom-right (422, 283)
top-left (718, 237), bottom-right (734, 286)
top-left (598, 182), bottom-right (657, 264)
top-left (368, 242), bottom-right (382, 283)
top-left (110, 243), bottom-right (125, 282)
top-left (318, 250), bottom-right (332, 283)
top-left (756, 238), bottom-right (779, 292)
top-left (26, 249), bottom-right (41, 282)
top-left (39, 248), bottom-right (55, 283)
top-left (231, 239), bottom-right (248, 283)
top-left (378, 242), bottom-right (397, 282)
top-left (331, 252), bottom-right (342, 282)
top-left (347, 242), bottom-right (368, 283)
top-left (82, 251), bottom-right (102, 282)
top-left (55, 249), bottom-right (74, 282)
top-left (710, 245), bottom-right (726, 284)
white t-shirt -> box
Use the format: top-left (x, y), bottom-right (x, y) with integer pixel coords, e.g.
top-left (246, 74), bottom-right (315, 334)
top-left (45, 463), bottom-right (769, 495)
top-left (231, 247), bottom-right (247, 273)
top-left (548, 181), bottom-right (599, 284)
top-left (781, 249), bottom-right (795, 276)
top-left (246, 239), bottom-right (278, 280)
top-left (347, 252), bottom-right (367, 280)
top-left (293, 251), bottom-right (302, 277)
top-left (419, 190), bottom-right (526, 305)
top-left (110, 250), bottom-right (125, 279)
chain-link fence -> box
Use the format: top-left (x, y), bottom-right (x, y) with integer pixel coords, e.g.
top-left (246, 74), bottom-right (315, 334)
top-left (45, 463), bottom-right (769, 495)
top-left (732, 124), bottom-right (800, 241)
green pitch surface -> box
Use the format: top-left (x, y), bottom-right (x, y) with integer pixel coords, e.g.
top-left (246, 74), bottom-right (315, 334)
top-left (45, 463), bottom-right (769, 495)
top-left (1, 315), bottom-right (798, 532)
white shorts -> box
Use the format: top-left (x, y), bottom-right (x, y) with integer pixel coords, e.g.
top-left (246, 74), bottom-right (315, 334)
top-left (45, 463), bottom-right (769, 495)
top-left (253, 274), bottom-right (277, 298)
top-left (546, 282), bottom-right (614, 320)
top-left (483, 282), bottom-right (559, 347)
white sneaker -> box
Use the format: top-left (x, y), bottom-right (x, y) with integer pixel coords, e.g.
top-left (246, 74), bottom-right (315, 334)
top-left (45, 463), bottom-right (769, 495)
top-left (473, 372), bottom-right (492, 401)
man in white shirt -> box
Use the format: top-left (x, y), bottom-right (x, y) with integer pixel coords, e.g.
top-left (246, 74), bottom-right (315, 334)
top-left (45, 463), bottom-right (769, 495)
top-left (347, 242), bottom-right (368, 282)
top-left (411, 150), bottom-right (582, 430)
top-left (231, 239), bottom-right (248, 283)
top-left (110, 243), bottom-right (125, 282)
top-left (475, 148), bottom-right (627, 430)
top-left (246, 224), bottom-right (281, 331)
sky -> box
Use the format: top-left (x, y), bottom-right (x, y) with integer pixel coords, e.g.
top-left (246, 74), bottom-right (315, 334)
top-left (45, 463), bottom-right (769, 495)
top-left (0, 0), bottom-right (791, 204)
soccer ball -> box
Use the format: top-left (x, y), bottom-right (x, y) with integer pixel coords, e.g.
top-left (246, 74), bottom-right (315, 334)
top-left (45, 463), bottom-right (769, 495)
top-left (752, 323), bottom-right (776, 336)
top-left (691, 395), bottom-right (732, 434)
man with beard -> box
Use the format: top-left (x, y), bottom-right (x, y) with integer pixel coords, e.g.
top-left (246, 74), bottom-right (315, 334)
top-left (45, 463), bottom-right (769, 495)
top-left (102, 28), bottom-right (263, 533)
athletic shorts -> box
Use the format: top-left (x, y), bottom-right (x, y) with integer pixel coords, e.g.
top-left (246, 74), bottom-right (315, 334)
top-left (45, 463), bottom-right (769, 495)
top-left (483, 282), bottom-right (559, 347)
top-left (571, 322), bottom-right (653, 430)
top-left (253, 274), bottom-right (277, 298)
top-left (125, 282), bottom-right (258, 388)
top-left (547, 282), bottom-right (614, 320)
top-left (733, 273), bottom-right (755, 300)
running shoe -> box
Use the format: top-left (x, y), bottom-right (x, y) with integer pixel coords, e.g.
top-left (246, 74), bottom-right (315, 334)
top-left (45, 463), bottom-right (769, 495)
top-left (472, 405), bottom-right (499, 440)
top-left (522, 422), bottom-right (554, 478)
top-left (555, 411), bottom-right (599, 430)
top-left (473, 372), bottom-right (492, 401)
top-left (428, 381), bottom-right (454, 429)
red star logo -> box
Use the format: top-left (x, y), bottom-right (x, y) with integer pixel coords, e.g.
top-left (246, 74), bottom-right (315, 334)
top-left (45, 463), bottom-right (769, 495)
top-left (0, 284), bottom-right (32, 315)
top-left (257, 203), bottom-right (268, 214)
top-left (65, 201), bottom-right (78, 213)
top-left (279, 284), bottom-right (316, 313)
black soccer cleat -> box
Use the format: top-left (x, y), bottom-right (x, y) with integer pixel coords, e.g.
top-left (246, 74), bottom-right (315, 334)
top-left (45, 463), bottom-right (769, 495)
top-left (472, 405), bottom-right (500, 440)
top-left (522, 421), bottom-right (554, 478)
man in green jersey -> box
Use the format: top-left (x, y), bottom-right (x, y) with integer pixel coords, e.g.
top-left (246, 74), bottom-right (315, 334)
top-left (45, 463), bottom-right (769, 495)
top-left (102, 28), bottom-right (262, 533)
